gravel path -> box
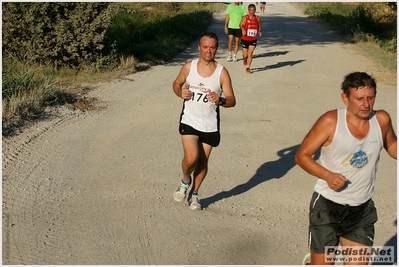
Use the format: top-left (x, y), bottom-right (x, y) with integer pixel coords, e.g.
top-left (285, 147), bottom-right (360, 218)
top-left (2, 3), bottom-right (396, 265)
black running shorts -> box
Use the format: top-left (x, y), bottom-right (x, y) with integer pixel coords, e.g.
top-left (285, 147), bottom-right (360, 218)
top-left (227, 28), bottom-right (242, 38)
top-left (179, 123), bottom-right (220, 147)
top-left (241, 39), bottom-right (257, 48)
top-left (308, 192), bottom-right (378, 254)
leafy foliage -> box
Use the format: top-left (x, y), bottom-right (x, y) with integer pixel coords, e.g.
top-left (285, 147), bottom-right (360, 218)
top-left (2, 2), bottom-right (120, 69)
top-left (2, 2), bottom-right (224, 136)
top-left (104, 4), bottom-right (214, 62)
top-left (304, 2), bottom-right (397, 53)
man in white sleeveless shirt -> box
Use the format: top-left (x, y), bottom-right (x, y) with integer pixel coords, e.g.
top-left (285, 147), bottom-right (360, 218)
top-left (172, 32), bottom-right (236, 210)
top-left (295, 72), bottom-right (397, 265)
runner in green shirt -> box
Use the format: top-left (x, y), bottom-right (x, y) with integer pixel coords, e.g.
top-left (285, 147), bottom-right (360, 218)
top-left (224, 2), bottom-right (246, 62)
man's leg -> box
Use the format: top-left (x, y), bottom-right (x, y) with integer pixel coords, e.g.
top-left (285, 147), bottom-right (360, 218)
top-left (227, 34), bottom-right (234, 52)
top-left (233, 36), bottom-right (240, 61)
top-left (339, 237), bottom-right (371, 265)
top-left (242, 46), bottom-right (248, 65)
top-left (186, 141), bottom-right (212, 210)
top-left (246, 45), bottom-right (256, 68)
top-left (310, 251), bottom-right (334, 265)
top-left (174, 134), bottom-right (199, 203)
top-left (192, 141), bottom-right (213, 192)
top-left (227, 34), bottom-right (234, 61)
top-left (310, 238), bottom-right (371, 265)
top-left (234, 36), bottom-right (240, 55)
top-left (181, 134), bottom-right (199, 181)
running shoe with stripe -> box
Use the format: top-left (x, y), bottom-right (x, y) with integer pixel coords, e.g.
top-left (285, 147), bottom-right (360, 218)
top-left (173, 180), bottom-right (191, 203)
top-left (188, 194), bottom-right (202, 210)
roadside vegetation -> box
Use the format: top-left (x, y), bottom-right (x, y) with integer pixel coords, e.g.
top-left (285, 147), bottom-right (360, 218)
top-left (2, 2), bottom-right (397, 136)
top-left (294, 2), bottom-right (397, 71)
top-left (2, 2), bottom-right (225, 136)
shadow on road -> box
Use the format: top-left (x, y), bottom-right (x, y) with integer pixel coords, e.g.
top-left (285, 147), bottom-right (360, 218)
top-left (201, 144), bottom-right (320, 208)
top-left (169, 5), bottom-right (340, 66)
top-left (168, 3), bottom-right (340, 68)
top-left (251, 59), bottom-right (306, 73)
top-left (253, 50), bottom-right (290, 58)
top-left (371, 220), bottom-right (397, 265)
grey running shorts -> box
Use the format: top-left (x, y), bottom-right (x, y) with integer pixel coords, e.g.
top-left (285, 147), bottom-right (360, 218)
top-left (308, 192), bottom-right (378, 254)
top-left (179, 123), bottom-right (220, 147)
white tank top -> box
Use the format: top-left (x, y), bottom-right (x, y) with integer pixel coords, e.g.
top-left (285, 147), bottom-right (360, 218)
top-left (314, 108), bottom-right (383, 206)
top-left (180, 58), bottom-right (223, 132)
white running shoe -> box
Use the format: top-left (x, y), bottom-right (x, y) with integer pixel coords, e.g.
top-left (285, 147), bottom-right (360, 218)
top-left (173, 180), bottom-right (191, 202)
top-left (188, 194), bottom-right (202, 210)
top-left (302, 252), bottom-right (311, 265)
top-left (227, 52), bottom-right (233, 62)
top-left (233, 54), bottom-right (237, 62)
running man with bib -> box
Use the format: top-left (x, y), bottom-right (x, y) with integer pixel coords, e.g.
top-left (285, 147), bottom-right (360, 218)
top-left (172, 32), bottom-right (236, 210)
top-left (295, 72), bottom-right (397, 265)
top-left (240, 3), bottom-right (262, 73)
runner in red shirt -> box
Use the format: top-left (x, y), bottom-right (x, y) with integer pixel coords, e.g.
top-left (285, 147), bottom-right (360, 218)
top-left (240, 4), bottom-right (262, 73)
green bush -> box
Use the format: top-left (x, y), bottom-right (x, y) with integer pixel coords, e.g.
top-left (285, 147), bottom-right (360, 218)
top-left (2, 2), bottom-right (224, 136)
top-left (304, 2), bottom-right (397, 53)
top-left (104, 6), bottom-right (213, 62)
top-left (2, 2), bottom-right (120, 69)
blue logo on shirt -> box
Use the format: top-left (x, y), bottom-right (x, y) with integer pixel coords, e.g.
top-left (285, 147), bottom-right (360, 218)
top-left (349, 151), bottom-right (369, 169)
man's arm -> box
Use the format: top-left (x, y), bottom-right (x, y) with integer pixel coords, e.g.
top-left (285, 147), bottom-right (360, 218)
top-left (240, 16), bottom-right (246, 35)
top-left (295, 110), bottom-right (348, 191)
top-left (219, 67), bottom-right (235, 108)
top-left (172, 61), bottom-right (192, 100)
top-left (224, 14), bottom-right (230, 32)
top-left (376, 110), bottom-right (397, 159)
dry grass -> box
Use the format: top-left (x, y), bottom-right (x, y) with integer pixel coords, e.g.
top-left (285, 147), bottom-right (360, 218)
top-left (119, 55), bottom-right (137, 71)
top-left (3, 88), bottom-right (49, 135)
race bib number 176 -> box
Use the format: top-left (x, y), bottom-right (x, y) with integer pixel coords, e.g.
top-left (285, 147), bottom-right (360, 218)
top-left (190, 91), bottom-right (209, 103)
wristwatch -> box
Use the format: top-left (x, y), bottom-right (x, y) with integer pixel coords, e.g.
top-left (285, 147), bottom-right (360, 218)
top-left (218, 97), bottom-right (226, 106)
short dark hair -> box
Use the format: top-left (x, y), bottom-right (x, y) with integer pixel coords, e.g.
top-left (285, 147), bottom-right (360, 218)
top-left (199, 32), bottom-right (219, 49)
top-left (248, 4), bottom-right (256, 10)
top-left (341, 72), bottom-right (377, 96)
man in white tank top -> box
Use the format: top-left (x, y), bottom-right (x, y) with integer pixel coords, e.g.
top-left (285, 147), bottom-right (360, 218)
top-left (295, 72), bottom-right (397, 265)
top-left (172, 32), bottom-right (236, 210)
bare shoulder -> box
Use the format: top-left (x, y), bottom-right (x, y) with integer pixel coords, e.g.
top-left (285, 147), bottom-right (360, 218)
top-left (316, 109), bottom-right (338, 126)
top-left (218, 62), bottom-right (231, 76)
top-left (374, 109), bottom-right (394, 127)
top-left (183, 60), bottom-right (192, 69)
top-left (311, 110), bottom-right (337, 134)
top-left (174, 60), bottom-right (192, 84)
top-left (299, 110), bottom-right (337, 149)
top-left (179, 60), bottom-right (192, 75)
top-left (375, 109), bottom-right (392, 120)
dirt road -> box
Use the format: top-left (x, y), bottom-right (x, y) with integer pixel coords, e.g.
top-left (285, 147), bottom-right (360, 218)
top-left (2, 3), bottom-right (397, 265)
